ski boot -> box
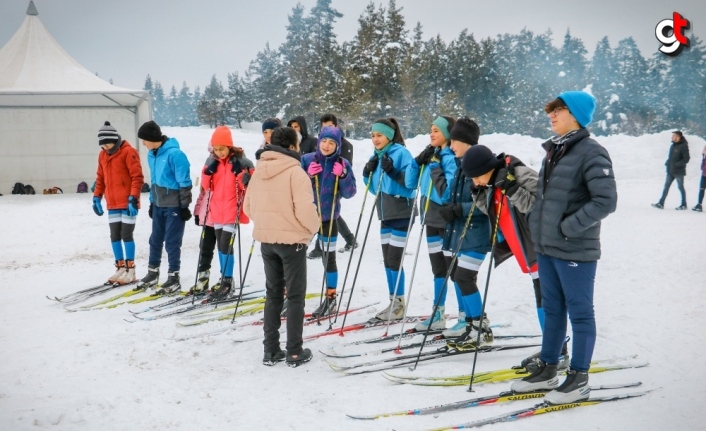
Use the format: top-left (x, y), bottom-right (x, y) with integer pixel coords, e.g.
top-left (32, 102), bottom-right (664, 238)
top-left (447, 315), bottom-right (493, 350)
top-left (157, 271), bottom-right (181, 294)
top-left (117, 260), bottom-right (136, 285)
top-left (135, 265), bottom-right (159, 290)
top-left (108, 260), bottom-right (126, 285)
top-left (311, 289), bottom-right (337, 318)
top-left (414, 305), bottom-right (446, 332)
top-left (374, 295), bottom-right (405, 321)
top-left (544, 370), bottom-right (590, 404)
top-left (286, 348), bottom-right (313, 368)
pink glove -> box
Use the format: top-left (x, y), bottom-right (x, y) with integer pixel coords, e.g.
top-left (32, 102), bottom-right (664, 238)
top-left (332, 161), bottom-right (344, 177)
top-left (307, 161), bottom-right (322, 176)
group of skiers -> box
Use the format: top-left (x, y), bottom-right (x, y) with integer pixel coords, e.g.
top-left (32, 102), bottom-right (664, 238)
top-left (92, 89), bottom-right (622, 398)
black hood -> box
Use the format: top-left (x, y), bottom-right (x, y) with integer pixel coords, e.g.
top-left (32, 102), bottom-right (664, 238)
top-left (287, 116), bottom-right (310, 139)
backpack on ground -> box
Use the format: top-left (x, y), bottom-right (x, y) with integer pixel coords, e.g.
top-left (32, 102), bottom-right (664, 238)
top-left (77, 181), bottom-right (88, 193)
top-left (24, 184), bottom-right (35, 195)
top-left (12, 182), bottom-right (25, 195)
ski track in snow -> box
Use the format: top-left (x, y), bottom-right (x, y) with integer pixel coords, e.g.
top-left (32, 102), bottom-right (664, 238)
top-left (1, 126), bottom-right (704, 430)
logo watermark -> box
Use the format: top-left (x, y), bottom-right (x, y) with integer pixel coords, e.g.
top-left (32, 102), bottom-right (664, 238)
top-left (656, 12), bottom-right (691, 56)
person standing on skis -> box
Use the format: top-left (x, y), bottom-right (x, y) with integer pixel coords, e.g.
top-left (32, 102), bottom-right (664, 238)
top-left (301, 126), bottom-right (357, 318)
top-left (92, 121), bottom-right (144, 286)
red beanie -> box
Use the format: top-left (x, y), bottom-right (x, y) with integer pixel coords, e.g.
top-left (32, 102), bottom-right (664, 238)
top-left (211, 126), bottom-right (233, 147)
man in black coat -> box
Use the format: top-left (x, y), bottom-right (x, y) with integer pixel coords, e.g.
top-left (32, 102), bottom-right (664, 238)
top-left (652, 131), bottom-right (691, 210)
top-left (307, 113), bottom-right (358, 258)
top-left (287, 116), bottom-right (317, 155)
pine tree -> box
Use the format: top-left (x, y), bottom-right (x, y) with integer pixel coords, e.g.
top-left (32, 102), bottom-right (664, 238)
top-left (589, 37), bottom-right (618, 135)
top-left (152, 81), bottom-right (166, 125)
top-left (247, 43), bottom-right (286, 121)
top-left (197, 75), bottom-right (225, 128)
top-left (611, 37), bottom-right (653, 135)
top-left (226, 72), bottom-right (247, 128)
top-left (176, 82), bottom-right (195, 127)
top-left (558, 29), bottom-right (589, 91)
top-left (281, 3), bottom-right (314, 122)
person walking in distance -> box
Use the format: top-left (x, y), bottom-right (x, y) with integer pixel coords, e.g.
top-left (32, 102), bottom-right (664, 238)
top-left (652, 130), bottom-right (690, 210)
top-left (244, 127), bottom-right (319, 367)
top-left (511, 91), bottom-right (617, 405)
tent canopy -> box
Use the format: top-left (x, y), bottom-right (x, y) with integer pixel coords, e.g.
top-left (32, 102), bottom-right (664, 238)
top-left (0, 1), bottom-right (151, 194)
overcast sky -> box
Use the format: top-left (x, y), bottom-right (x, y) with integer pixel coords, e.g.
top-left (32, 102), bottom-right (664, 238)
top-left (1, 0), bottom-right (703, 91)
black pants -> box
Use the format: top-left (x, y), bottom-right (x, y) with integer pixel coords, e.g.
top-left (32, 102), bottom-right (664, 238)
top-left (197, 225), bottom-right (217, 272)
top-left (698, 175), bottom-right (705, 205)
top-left (314, 216), bottom-right (354, 251)
top-left (261, 242), bottom-right (308, 355)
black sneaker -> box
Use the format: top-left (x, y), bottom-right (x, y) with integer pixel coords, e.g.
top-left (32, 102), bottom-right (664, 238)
top-left (158, 271), bottom-right (180, 294)
top-left (693, 204), bottom-right (703, 212)
top-left (510, 360), bottom-right (559, 393)
top-left (676, 204), bottom-right (687, 210)
top-left (544, 369), bottom-right (590, 404)
top-left (286, 348), bottom-right (313, 368)
top-left (263, 350), bottom-right (286, 366)
top-left (209, 277), bottom-right (233, 300)
top-left (136, 266), bottom-right (159, 290)
top-left (311, 292), bottom-right (337, 318)
top-left (338, 241), bottom-right (359, 253)
top-left (651, 202), bottom-right (664, 209)
top-left (307, 247), bottom-right (323, 259)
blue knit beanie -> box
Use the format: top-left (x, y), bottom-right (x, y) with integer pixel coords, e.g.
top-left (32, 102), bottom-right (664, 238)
top-left (557, 91), bottom-right (596, 128)
top-left (318, 125), bottom-right (342, 149)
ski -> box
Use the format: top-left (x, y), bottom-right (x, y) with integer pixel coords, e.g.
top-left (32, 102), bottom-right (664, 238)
top-left (420, 389), bottom-right (654, 430)
top-left (383, 354), bottom-right (642, 385)
top-left (128, 290), bottom-right (264, 321)
top-left (341, 322), bottom-right (511, 346)
top-left (383, 361), bottom-right (649, 387)
top-left (346, 381), bottom-right (643, 419)
top-left (326, 343), bottom-right (540, 375)
top-left (65, 284), bottom-right (150, 311)
top-left (46, 282), bottom-right (114, 302)
top-left (301, 315), bottom-right (435, 342)
top-left (321, 333), bottom-right (539, 359)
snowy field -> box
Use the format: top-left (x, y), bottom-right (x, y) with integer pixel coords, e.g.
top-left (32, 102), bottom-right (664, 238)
top-left (1, 126), bottom-right (705, 430)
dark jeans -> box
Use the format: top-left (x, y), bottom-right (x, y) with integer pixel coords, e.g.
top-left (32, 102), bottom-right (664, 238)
top-left (659, 173), bottom-right (687, 206)
top-left (148, 206), bottom-right (186, 272)
top-left (698, 175), bottom-right (705, 205)
top-left (197, 225), bottom-right (217, 272)
top-left (261, 242), bottom-right (308, 355)
top-left (537, 253), bottom-right (597, 372)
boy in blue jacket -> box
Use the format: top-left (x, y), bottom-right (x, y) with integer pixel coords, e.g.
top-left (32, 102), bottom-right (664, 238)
top-left (136, 121), bottom-right (193, 294)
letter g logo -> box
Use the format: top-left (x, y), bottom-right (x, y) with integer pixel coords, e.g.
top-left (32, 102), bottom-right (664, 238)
top-left (656, 12), bottom-right (691, 56)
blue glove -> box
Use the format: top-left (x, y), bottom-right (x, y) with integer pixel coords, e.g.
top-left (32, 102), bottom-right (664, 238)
top-left (127, 196), bottom-right (139, 217)
top-left (92, 196), bottom-right (104, 216)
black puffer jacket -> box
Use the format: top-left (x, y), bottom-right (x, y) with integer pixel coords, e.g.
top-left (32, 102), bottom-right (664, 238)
top-left (665, 136), bottom-right (690, 176)
top-left (528, 129), bottom-right (617, 262)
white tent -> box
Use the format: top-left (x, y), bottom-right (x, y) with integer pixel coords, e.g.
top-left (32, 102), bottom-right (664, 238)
top-left (0, 1), bottom-right (151, 194)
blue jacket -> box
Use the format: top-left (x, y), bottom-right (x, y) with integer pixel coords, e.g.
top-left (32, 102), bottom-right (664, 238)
top-left (147, 137), bottom-right (192, 208)
top-left (363, 143), bottom-right (418, 221)
top-left (442, 159), bottom-right (491, 253)
top-left (301, 143), bottom-right (357, 222)
top-left (406, 146), bottom-right (457, 228)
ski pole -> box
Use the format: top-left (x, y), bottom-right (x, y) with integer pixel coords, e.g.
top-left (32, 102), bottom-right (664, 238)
top-left (230, 237), bottom-right (257, 323)
top-left (192, 180), bottom-right (214, 305)
top-left (313, 175), bottom-right (325, 309)
top-left (391, 173), bottom-right (435, 352)
top-left (467, 179), bottom-right (509, 392)
top-left (410, 200), bottom-right (478, 371)
top-left (336, 171), bottom-right (383, 334)
top-left (330, 171), bottom-right (374, 328)
top-left (318, 175), bottom-right (339, 326)
top-left (214, 183), bottom-right (246, 309)
top-left (379, 165), bottom-right (425, 336)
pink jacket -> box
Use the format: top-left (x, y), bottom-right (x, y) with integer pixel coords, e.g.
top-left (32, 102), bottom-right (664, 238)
top-left (193, 186), bottom-right (213, 227)
top-left (243, 147), bottom-right (319, 244)
top-left (201, 156), bottom-right (252, 226)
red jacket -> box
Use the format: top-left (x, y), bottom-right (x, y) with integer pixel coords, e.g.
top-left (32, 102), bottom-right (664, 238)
top-left (94, 141), bottom-right (144, 209)
top-left (201, 156), bottom-right (252, 225)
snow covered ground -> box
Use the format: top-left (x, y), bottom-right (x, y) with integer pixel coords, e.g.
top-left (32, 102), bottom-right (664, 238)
top-left (1, 126), bottom-right (705, 431)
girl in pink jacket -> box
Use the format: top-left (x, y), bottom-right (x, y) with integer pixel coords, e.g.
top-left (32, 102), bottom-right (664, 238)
top-left (200, 126), bottom-right (254, 300)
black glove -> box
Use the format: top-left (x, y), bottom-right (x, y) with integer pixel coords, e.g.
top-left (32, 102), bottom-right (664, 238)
top-left (415, 146), bottom-right (435, 166)
top-left (439, 204), bottom-right (462, 223)
top-left (194, 215), bottom-right (200, 226)
top-left (231, 158), bottom-right (242, 175)
top-left (242, 171), bottom-right (251, 186)
top-left (180, 207), bottom-right (192, 221)
top-left (380, 154), bottom-right (395, 174)
top-left (363, 156), bottom-right (379, 178)
top-left (148, 203), bottom-right (153, 219)
top-left (204, 158), bottom-right (219, 176)
top-left (503, 171), bottom-right (520, 197)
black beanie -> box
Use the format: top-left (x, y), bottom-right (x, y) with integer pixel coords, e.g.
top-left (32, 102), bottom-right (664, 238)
top-left (138, 120), bottom-right (163, 142)
top-left (98, 121), bottom-right (120, 146)
top-left (449, 117), bottom-right (480, 146)
top-left (461, 144), bottom-right (498, 178)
